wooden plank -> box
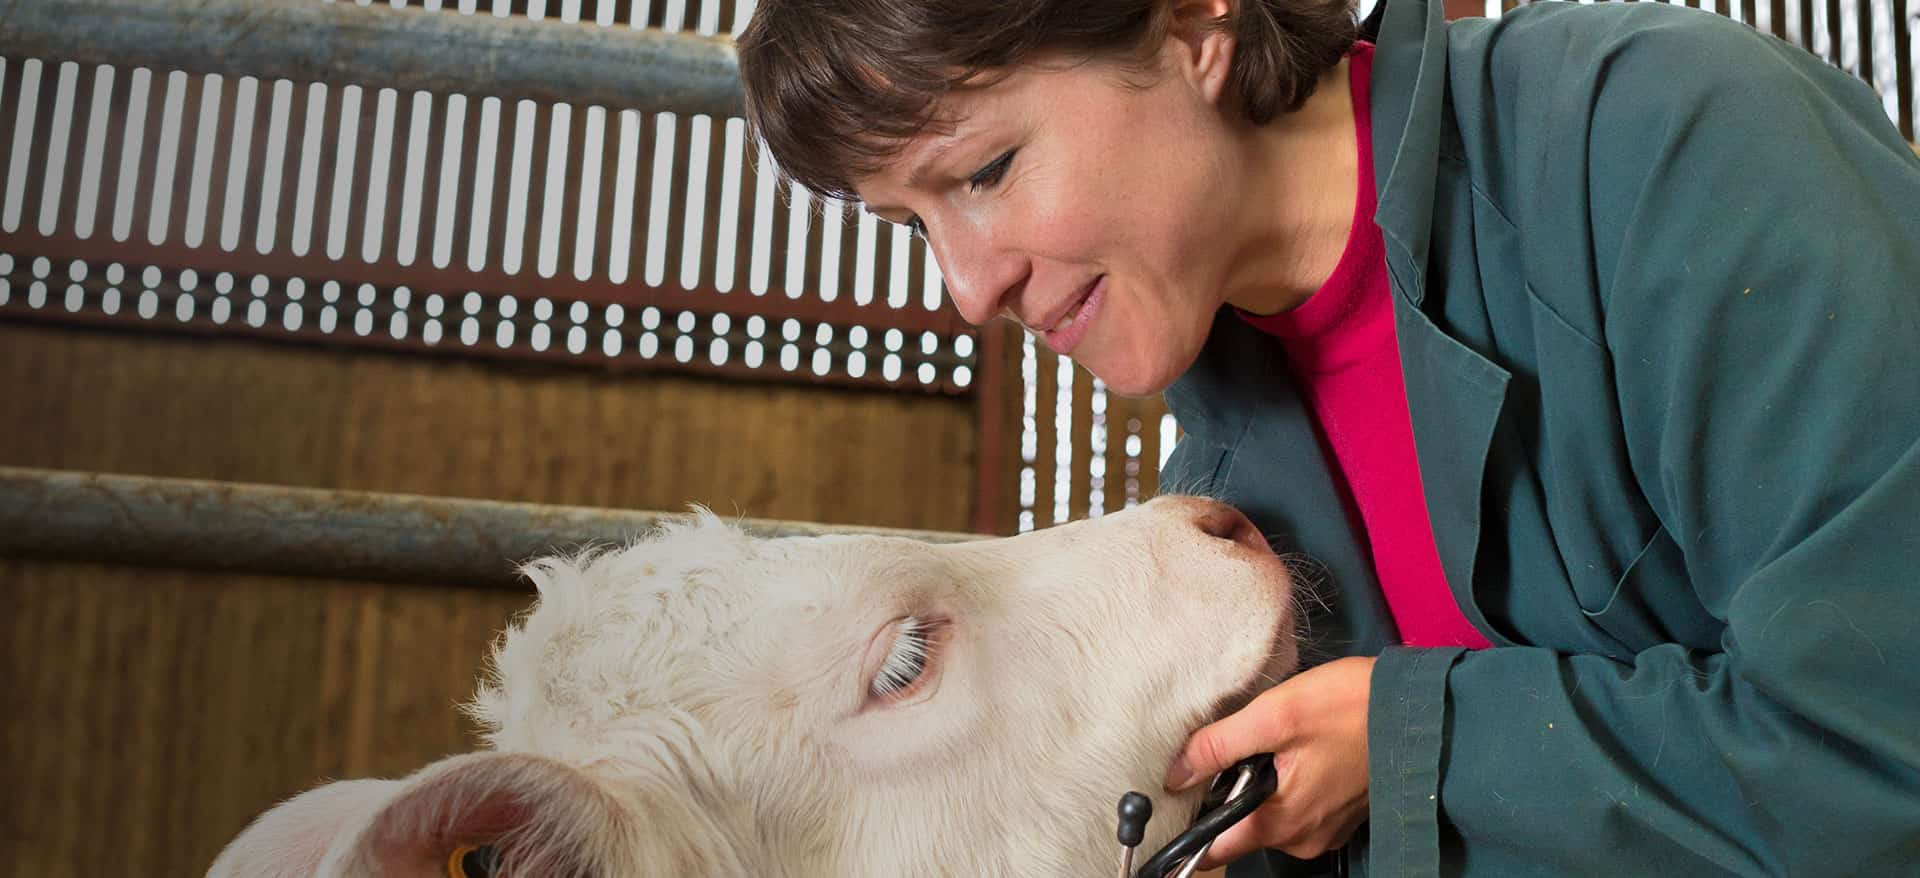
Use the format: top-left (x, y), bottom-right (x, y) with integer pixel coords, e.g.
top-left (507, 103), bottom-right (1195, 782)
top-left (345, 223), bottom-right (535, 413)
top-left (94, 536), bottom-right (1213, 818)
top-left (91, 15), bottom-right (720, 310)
top-left (513, 98), bottom-right (554, 278)
top-left (0, 562), bottom-right (529, 878)
top-left (408, 90), bottom-right (451, 270)
top-left (590, 103), bottom-right (623, 287)
top-left (625, 109), bottom-right (656, 288)
top-left (293, 85), bottom-right (334, 258)
top-left (18, 60), bottom-right (64, 239)
top-left (1860, 0), bottom-right (1879, 104)
top-left (445, 92), bottom-right (486, 271)
top-left (241, 78), bottom-right (290, 256)
top-left (199, 72), bottom-right (243, 251)
top-left (728, 118), bottom-right (758, 295)
top-left (334, 85), bottom-right (381, 262)
top-left (162, 73), bottom-right (208, 249)
top-left (758, 141), bottom-right (795, 303)
top-left (49, 62), bottom-right (99, 239)
top-left (695, 113), bottom-right (727, 298)
top-left (1067, 367), bottom-right (1093, 521)
top-left (1032, 344), bottom-right (1058, 528)
top-left (553, 97), bottom-right (590, 283)
top-left (972, 321), bottom-right (1018, 535)
top-left (1827, 0), bottom-right (1846, 65)
top-left (0, 322), bottom-right (977, 525)
top-left (1895, 0), bottom-right (1914, 138)
top-left (483, 95), bottom-right (521, 275)
top-left (1106, 392), bottom-right (1140, 512)
top-left (376, 89), bottom-right (416, 268)
top-left (83, 65), bottom-right (130, 243)
top-left (0, 59), bottom-right (21, 230)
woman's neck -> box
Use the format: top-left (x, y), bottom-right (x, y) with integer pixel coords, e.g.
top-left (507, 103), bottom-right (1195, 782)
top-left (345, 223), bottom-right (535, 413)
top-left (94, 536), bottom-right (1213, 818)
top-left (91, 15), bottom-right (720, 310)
top-left (1220, 58), bottom-right (1360, 317)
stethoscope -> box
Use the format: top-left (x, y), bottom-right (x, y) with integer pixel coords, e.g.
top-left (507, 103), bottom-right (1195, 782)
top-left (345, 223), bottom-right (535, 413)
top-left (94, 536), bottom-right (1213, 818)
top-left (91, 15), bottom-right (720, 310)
top-left (1114, 752), bottom-right (1350, 878)
top-left (444, 751), bottom-right (1329, 878)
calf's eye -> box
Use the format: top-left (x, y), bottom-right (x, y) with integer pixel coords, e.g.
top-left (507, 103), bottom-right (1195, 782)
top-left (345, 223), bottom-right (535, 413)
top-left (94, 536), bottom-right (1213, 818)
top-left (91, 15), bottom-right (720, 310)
top-left (870, 616), bottom-right (937, 700)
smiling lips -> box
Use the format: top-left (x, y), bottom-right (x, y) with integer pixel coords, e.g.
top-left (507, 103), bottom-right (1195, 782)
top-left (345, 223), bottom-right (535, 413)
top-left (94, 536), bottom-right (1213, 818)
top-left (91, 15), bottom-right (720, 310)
top-left (1038, 275), bottom-right (1104, 355)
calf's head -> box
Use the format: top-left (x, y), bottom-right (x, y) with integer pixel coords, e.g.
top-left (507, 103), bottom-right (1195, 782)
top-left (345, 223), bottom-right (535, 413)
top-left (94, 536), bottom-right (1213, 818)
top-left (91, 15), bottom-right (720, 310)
top-left (211, 495), bottom-right (1299, 876)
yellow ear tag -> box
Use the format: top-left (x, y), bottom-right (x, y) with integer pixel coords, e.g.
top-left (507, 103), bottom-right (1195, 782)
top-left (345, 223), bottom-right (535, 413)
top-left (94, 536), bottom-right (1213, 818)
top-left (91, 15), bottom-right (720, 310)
top-left (447, 846), bottom-right (476, 878)
top-left (448, 843), bottom-right (501, 877)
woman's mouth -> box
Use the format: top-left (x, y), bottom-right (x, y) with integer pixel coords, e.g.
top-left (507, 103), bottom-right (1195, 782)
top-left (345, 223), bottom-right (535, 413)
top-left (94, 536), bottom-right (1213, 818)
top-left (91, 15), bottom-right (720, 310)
top-left (1042, 276), bottom-right (1104, 355)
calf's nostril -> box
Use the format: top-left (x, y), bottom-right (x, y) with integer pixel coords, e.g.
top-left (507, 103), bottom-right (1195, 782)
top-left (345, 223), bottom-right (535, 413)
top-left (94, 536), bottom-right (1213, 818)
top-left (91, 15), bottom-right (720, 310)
top-left (1195, 504), bottom-right (1265, 552)
top-left (1196, 508), bottom-right (1237, 541)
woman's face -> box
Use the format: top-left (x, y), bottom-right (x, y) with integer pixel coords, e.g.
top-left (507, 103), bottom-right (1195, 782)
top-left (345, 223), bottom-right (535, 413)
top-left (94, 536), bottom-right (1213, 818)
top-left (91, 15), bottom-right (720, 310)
top-left (852, 39), bottom-right (1255, 397)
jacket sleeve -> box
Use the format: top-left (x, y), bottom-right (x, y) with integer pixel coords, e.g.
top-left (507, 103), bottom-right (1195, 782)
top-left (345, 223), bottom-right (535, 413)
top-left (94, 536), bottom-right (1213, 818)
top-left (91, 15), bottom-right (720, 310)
top-left (1370, 9), bottom-right (1920, 877)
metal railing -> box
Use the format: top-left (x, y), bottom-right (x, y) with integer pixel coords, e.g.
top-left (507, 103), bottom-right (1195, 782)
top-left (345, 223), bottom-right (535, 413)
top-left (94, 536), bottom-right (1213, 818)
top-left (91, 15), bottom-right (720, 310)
top-left (0, 0), bottom-right (747, 118)
top-left (0, 0), bottom-right (983, 396)
top-left (0, 466), bottom-right (981, 589)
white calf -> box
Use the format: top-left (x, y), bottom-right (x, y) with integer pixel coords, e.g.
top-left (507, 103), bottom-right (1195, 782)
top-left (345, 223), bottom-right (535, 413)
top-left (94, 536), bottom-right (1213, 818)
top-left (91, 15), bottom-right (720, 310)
top-left (210, 495), bottom-right (1299, 876)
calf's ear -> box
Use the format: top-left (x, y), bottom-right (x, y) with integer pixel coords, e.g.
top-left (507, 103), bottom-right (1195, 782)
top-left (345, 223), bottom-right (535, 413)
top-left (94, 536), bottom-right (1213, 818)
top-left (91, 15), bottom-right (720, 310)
top-left (208, 751), bottom-right (643, 877)
top-left (208, 778), bottom-right (405, 878)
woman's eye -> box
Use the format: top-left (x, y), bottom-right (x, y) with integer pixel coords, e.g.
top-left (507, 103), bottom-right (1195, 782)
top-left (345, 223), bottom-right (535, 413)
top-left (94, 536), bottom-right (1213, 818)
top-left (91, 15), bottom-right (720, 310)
top-left (869, 616), bottom-right (936, 700)
top-left (967, 149), bottom-right (1017, 193)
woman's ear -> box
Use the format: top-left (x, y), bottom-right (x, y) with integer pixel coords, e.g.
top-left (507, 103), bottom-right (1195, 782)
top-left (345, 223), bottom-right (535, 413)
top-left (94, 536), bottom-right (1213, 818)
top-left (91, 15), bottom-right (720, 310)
top-left (1166, 0), bottom-right (1238, 107)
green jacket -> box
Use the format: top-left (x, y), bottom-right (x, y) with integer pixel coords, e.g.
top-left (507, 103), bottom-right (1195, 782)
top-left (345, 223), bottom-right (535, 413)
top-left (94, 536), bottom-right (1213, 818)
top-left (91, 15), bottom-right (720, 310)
top-left (1159, 0), bottom-right (1920, 875)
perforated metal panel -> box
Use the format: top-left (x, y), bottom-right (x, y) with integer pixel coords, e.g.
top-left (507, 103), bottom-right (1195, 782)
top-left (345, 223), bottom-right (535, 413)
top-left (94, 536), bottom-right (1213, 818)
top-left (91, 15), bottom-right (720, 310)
top-left (0, 0), bottom-right (979, 394)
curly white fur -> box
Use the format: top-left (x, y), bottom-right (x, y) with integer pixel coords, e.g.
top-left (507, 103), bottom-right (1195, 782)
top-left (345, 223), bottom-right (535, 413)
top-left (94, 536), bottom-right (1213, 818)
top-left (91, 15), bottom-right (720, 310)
top-left (209, 497), bottom-right (1299, 877)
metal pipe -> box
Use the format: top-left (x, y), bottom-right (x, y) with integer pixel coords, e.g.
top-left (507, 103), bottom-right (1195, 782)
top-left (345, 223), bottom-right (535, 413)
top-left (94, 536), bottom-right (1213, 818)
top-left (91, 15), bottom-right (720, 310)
top-left (0, 0), bottom-right (746, 118)
top-left (0, 466), bottom-right (979, 589)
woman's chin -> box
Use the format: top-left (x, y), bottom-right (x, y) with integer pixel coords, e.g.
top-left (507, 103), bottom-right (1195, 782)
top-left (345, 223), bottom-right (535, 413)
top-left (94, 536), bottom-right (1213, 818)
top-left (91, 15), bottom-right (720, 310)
top-left (1085, 352), bottom-right (1192, 399)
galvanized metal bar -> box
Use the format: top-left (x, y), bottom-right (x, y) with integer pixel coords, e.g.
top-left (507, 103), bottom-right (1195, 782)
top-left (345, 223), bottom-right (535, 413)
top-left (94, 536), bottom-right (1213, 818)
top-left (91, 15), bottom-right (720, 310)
top-left (0, 0), bottom-right (746, 119)
top-left (0, 228), bottom-right (976, 338)
top-left (0, 466), bottom-right (979, 589)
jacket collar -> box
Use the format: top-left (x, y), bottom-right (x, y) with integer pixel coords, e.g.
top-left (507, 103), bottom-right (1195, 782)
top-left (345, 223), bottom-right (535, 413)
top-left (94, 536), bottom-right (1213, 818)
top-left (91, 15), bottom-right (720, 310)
top-left (1368, 0), bottom-right (1450, 308)
top-left (1162, 309), bottom-right (1280, 443)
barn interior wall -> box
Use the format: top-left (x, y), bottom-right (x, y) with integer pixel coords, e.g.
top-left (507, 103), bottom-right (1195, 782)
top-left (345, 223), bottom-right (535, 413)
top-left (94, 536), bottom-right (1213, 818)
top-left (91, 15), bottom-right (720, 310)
top-left (0, 321), bottom-right (979, 876)
top-left (2, 559), bottom-right (531, 877)
top-left (0, 323), bottom-right (978, 530)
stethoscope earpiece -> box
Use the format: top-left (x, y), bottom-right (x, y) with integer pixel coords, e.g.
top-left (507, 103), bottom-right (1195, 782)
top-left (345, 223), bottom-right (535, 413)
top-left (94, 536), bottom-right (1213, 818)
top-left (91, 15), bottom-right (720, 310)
top-left (1116, 792), bottom-right (1154, 878)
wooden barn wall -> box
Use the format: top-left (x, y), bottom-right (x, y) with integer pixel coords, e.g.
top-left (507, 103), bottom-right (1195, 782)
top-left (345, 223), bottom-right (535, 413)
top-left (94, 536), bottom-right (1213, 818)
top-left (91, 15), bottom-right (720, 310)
top-left (0, 249), bottom-right (1172, 878)
top-left (0, 318), bottom-right (980, 878)
top-left (2, 560), bottom-right (533, 878)
top-left (0, 323), bottom-right (978, 531)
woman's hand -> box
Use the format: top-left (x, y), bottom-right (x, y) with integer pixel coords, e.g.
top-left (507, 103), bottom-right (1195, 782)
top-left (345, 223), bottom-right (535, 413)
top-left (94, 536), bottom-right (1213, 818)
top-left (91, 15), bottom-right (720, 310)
top-left (1163, 655), bottom-right (1377, 868)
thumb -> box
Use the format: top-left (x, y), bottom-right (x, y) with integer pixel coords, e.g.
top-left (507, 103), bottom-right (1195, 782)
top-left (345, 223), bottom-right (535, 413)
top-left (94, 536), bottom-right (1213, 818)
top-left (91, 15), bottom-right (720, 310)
top-left (1164, 686), bottom-right (1294, 793)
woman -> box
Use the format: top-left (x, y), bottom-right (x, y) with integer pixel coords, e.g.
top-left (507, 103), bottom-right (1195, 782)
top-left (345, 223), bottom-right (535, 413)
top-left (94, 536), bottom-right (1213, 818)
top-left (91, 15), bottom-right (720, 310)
top-left (737, 0), bottom-right (1920, 874)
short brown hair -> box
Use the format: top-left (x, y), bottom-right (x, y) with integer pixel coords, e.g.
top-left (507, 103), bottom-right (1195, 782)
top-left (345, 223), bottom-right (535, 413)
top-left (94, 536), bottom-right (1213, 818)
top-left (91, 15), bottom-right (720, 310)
top-left (737, 0), bottom-right (1359, 202)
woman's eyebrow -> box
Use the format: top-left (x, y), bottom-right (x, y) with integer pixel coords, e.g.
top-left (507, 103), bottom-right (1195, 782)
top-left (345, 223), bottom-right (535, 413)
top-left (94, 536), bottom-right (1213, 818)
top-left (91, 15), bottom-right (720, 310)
top-left (863, 132), bottom-right (979, 218)
top-left (904, 132), bottom-right (977, 190)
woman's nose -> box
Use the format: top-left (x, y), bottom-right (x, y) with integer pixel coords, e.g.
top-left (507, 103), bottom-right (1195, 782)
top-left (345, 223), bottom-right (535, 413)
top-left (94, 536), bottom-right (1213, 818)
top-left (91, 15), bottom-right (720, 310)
top-left (927, 223), bottom-right (1024, 327)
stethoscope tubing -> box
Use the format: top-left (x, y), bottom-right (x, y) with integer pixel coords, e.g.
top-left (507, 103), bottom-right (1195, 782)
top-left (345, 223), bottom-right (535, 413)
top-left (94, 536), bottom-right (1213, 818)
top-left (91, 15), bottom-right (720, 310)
top-left (1129, 752), bottom-right (1279, 878)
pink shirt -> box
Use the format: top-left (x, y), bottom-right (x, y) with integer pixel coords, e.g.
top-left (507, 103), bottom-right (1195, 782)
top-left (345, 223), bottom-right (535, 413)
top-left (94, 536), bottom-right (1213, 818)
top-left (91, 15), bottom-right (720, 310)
top-left (1234, 42), bottom-right (1491, 651)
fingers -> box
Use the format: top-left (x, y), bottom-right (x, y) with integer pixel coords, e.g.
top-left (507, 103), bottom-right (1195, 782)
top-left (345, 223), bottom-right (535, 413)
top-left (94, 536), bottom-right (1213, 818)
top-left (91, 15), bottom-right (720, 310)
top-left (1193, 806), bottom-right (1352, 870)
top-left (1193, 809), bottom-right (1267, 870)
top-left (1165, 685), bottom-right (1296, 792)
top-left (1170, 657), bottom-right (1378, 869)
top-left (1189, 745), bottom-right (1368, 868)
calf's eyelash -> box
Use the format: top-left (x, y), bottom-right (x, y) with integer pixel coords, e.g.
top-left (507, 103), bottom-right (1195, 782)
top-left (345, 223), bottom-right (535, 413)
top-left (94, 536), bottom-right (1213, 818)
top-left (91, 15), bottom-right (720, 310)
top-left (870, 616), bottom-right (936, 700)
